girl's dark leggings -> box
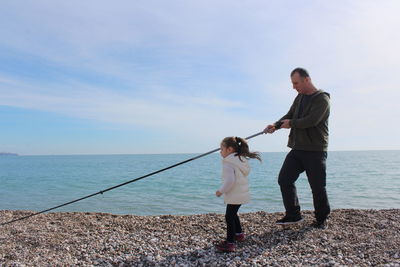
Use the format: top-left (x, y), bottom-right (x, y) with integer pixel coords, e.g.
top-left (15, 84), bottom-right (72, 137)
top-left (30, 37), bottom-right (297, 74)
top-left (225, 204), bottom-right (242, 243)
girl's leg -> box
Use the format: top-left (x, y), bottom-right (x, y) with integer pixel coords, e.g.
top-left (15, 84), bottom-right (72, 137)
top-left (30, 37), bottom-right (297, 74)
top-left (233, 205), bottom-right (242, 234)
top-left (225, 204), bottom-right (241, 243)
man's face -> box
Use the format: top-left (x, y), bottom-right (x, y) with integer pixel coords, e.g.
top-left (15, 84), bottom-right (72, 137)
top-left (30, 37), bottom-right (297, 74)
top-left (291, 72), bottom-right (308, 94)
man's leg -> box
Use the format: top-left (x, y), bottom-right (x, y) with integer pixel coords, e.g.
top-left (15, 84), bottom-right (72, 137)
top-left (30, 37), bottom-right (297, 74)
top-left (305, 151), bottom-right (330, 222)
top-left (278, 150), bottom-right (304, 218)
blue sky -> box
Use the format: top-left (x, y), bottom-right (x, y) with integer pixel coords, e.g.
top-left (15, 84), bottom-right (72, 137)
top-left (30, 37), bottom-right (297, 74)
top-left (1, 0), bottom-right (399, 155)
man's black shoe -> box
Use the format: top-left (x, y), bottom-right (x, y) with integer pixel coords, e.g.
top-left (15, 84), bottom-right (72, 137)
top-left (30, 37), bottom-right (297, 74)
top-left (276, 215), bottom-right (304, 225)
top-left (311, 220), bottom-right (328, 229)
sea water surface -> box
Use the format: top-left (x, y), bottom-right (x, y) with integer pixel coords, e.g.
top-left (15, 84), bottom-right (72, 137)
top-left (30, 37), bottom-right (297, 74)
top-left (1, 151), bottom-right (399, 215)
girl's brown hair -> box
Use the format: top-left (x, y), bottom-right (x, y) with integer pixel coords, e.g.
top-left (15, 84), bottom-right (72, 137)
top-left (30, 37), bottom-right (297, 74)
top-left (221, 136), bottom-right (262, 162)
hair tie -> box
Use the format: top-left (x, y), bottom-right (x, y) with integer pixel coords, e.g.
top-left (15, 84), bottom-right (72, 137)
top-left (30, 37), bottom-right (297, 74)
top-left (235, 137), bottom-right (242, 153)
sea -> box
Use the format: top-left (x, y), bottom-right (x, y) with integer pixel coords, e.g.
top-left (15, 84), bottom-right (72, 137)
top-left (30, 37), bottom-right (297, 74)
top-left (1, 151), bottom-right (399, 216)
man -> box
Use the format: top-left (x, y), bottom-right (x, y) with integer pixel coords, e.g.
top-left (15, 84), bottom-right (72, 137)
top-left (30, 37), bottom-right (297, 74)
top-left (264, 67), bottom-right (330, 229)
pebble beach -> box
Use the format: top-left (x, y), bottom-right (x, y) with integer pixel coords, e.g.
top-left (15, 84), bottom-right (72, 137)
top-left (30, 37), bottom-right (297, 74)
top-left (0, 209), bottom-right (399, 267)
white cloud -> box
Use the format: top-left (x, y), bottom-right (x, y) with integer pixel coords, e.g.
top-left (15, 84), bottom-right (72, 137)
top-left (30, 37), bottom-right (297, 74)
top-left (0, 76), bottom-right (267, 142)
top-left (1, 0), bottom-right (400, 153)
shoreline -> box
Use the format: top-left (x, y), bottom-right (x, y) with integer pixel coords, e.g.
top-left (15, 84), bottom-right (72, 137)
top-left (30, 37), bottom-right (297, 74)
top-left (1, 209), bottom-right (399, 266)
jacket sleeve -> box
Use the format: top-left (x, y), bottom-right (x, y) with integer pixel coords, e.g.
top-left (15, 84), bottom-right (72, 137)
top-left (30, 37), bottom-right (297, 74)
top-left (275, 95), bottom-right (299, 124)
top-left (219, 163), bottom-right (235, 194)
top-left (290, 94), bottom-right (330, 129)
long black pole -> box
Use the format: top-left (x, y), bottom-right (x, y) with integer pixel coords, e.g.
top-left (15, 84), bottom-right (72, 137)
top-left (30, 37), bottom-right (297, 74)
top-left (1, 131), bottom-right (265, 226)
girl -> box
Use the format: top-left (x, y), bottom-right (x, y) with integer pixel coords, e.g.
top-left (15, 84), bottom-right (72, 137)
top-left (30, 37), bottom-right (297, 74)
top-left (215, 136), bottom-right (261, 252)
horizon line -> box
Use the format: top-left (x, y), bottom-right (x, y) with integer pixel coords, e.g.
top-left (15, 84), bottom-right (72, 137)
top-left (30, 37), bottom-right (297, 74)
top-left (3, 149), bottom-right (400, 157)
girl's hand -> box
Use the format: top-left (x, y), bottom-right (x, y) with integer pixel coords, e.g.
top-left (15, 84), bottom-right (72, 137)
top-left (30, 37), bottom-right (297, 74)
top-left (216, 190), bottom-right (222, 197)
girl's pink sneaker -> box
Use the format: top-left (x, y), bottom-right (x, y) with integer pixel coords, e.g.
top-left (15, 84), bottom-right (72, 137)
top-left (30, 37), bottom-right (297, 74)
top-left (216, 241), bottom-right (236, 252)
top-left (235, 233), bottom-right (246, 242)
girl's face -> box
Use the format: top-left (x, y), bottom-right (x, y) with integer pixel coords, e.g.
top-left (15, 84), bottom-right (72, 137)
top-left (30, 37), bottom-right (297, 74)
top-left (220, 144), bottom-right (234, 158)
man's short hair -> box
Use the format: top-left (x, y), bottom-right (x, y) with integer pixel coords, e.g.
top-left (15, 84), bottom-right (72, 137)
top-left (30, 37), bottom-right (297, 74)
top-left (291, 67), bottom-right (310, 78)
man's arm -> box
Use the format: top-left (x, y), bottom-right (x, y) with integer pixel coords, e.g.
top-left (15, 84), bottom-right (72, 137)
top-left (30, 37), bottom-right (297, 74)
top-left (264, 96), bottom-right (298, 133)
top-left (290, 94), bottom-right (330, 129)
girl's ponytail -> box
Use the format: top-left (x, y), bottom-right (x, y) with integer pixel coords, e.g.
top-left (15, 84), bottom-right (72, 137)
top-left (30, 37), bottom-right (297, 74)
top-left (221, 136), bottom-right (262, 162)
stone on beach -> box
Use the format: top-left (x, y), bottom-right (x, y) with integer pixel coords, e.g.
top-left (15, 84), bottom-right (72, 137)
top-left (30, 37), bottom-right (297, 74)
top-left (0, 209), bottom-right (399, 266)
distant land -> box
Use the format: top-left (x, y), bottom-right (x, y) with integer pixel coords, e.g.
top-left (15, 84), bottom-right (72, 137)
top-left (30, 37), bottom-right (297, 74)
top-left (0, 152), bottom-right (19, 156)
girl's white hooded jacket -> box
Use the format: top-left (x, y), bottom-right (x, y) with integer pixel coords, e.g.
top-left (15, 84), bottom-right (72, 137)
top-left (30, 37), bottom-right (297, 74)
top-left (219, 153), bottom-right (250, 204)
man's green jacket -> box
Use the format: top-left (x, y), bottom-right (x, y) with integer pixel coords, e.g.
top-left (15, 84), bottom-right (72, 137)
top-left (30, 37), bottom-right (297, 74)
top-left (277, 90), bottom-right (330, 151)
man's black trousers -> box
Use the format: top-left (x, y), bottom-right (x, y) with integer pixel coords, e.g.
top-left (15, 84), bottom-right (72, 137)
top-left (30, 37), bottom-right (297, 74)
top-left (278, 149), bottom-right (330, 222)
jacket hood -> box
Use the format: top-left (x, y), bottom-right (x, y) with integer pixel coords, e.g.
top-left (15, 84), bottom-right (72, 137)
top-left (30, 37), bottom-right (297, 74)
top-left (223, 153), bottom-right (250, 176)
top-left (315, 90), bottom-right (330, 99)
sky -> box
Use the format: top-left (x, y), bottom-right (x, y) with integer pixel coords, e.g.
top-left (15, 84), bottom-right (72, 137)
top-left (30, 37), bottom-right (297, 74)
top-left (0, 0), bottom-right (399, 155)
